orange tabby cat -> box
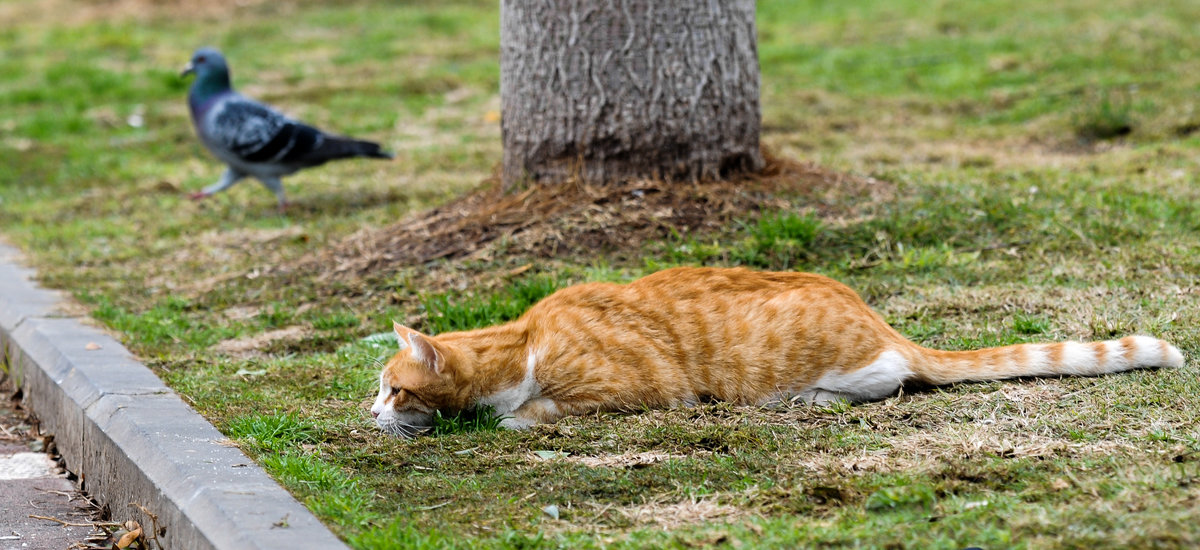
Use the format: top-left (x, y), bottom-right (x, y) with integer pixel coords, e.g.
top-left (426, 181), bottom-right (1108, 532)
top-left (371, 267), bottom-right (1183, 436)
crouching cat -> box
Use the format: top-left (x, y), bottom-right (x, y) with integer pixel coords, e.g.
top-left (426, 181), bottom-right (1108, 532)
top-left (370, 267), bottom-right (1183, 437)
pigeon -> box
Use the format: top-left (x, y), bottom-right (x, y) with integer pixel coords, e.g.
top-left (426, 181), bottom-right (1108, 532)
top-left (180, 47), bottom-right (392, 209)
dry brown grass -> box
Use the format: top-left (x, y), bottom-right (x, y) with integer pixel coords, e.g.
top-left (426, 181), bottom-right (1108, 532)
top-left (296, 151), bottom-right (893, 283)
top-left (616, 496), bottom-right (748, 531)
top-left (568, 451), bottom-right (689, 469)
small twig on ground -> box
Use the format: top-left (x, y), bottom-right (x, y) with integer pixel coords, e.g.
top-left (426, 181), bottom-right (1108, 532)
top-left (32, 487), bottom-right (75, 499)
top-left (416, 501), bottom-right (452, 511)
top-left (27, 515), bottom-right (97, 527)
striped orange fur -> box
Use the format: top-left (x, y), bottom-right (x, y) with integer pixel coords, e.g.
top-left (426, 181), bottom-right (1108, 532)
top-left (370, 267), bottom-right (1183, 436)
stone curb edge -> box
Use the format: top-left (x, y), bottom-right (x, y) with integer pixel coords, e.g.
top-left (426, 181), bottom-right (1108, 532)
top-left (0, 241), bottom-right (348, 549)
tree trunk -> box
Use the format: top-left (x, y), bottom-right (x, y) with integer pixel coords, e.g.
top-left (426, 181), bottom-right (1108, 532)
top-left (500, 0), bottom-right (764, 189)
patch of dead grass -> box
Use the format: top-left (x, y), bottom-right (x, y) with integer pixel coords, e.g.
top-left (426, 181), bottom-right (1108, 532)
top-left (221, 305), bottom-right (261, 321)
top-left (568, 451), bottom-right (688, 469)
top-left (211, 325), bottom-right (310, 358)
top-left (790, 381), bottom-right (1148, 476)
top-left (618, 496), bottom-right (746, 531)
top-left (842, 423), bottom-right (1142, 476)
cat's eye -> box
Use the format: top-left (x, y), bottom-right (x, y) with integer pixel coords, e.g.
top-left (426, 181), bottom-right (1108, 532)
top-left (390, 387), bottom-right (402, 397)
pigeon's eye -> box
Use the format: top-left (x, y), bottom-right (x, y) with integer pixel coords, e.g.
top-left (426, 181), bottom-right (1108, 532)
top-left (196, 55), bottom-right (206, 63)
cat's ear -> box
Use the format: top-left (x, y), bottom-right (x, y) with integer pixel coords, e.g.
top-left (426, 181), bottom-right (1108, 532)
top-left (392, 321), bottom-right (411, 350)
top-left (393, 322), bottom-right (446, 374)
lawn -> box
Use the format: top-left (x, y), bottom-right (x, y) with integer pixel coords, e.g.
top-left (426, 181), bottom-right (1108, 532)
top-left (2, 0), bottom-right (1200, 548)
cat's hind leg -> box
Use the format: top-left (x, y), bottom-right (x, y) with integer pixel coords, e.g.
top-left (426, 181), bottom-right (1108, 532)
top-left (790, 389), bottom-right (858, 406)
top-left (791, 350), bottom-right (914, 405)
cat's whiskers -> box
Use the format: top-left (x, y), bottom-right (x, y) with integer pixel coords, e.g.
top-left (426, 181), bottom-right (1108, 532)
top-left (379, 418), bottom-right (430, 439)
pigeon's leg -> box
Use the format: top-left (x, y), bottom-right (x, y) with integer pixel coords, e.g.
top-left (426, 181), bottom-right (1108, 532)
top-left (192, 167), bottom-right (245, 200)
top-left (256, 177), bottom-right (290, 211)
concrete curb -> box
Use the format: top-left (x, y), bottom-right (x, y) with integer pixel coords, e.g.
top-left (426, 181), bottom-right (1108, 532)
top-left (0, 242), bottom-right (348, 549)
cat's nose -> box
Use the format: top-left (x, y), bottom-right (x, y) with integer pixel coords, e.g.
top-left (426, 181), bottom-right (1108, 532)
top-left (371, 410), bottom-right (380, 418)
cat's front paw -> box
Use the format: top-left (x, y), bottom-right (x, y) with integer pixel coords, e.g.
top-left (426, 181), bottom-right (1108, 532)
top-left (498, 416), bottom-right (537, 430)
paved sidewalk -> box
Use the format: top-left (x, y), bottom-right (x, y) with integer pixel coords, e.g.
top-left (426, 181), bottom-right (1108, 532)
top-left (0, 379), bottom-right (98, 550)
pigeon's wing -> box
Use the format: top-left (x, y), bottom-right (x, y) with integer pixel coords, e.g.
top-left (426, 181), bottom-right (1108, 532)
top-left (207, 97), bottom-right (323, 165)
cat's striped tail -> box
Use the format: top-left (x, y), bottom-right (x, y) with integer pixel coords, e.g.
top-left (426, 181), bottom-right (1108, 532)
top-left (906, 335), bottom-right (1185, 385)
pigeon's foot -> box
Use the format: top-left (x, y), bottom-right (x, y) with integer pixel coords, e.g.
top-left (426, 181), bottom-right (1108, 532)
top-left (190, 191), bottom-right (212, 201)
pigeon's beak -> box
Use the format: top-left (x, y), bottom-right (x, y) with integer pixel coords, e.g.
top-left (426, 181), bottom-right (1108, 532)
top-left (180, 61), bottom-right (195, 78)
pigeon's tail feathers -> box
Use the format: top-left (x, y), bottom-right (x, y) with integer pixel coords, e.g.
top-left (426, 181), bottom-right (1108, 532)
top-left (348, 138), bottom-right (394, 160)
top-left (305, 135), bottom-right (393, 165)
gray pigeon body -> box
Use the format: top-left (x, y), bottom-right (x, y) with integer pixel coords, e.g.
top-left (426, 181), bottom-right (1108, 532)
top-left (182, 47), bottom-right (392, 208)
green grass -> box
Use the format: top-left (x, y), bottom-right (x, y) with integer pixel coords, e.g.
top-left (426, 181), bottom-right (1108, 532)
top-left (733, 211), bottom-right (823, 269)
top-left (1012, 313), bottom-right (1052, 336)
top-left (1073, 91), bottom-right (1137, 141)
top-left (422, 274), bottom-right (565, 334)
top-left (227, 412), bottom-right (320, 453)
top-left (3, 0), bottom-right (1200, 548)
top-left (430, 406), bottom-right (506, 437)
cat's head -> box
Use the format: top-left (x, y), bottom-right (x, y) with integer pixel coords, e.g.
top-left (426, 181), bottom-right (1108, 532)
top-left (371, 322), bottom-right (465, 437)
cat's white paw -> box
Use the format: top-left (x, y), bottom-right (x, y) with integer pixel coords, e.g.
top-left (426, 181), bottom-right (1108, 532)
top-left (499, 416), bottom-right (536, 430)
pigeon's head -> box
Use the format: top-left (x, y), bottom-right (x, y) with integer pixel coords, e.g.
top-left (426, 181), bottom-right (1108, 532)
top-left (181, 47), bottom-right (231, 85)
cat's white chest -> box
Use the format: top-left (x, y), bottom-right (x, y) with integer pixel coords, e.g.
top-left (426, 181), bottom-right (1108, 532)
top-left (480, 350), bottom-right (541, 415)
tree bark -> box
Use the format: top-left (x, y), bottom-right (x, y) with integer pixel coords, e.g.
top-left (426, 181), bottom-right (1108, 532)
top-left (500, 0), bottom-right (764, 189)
